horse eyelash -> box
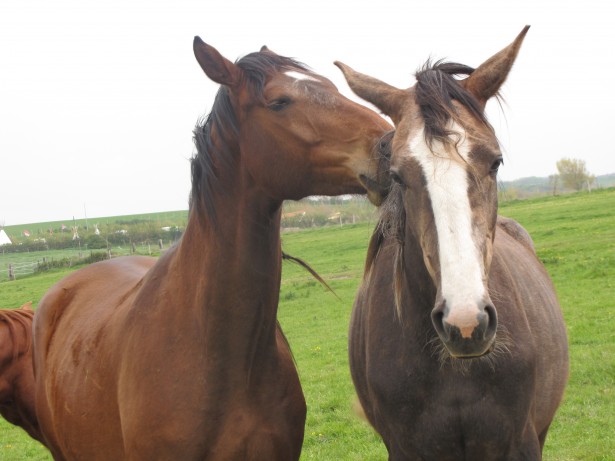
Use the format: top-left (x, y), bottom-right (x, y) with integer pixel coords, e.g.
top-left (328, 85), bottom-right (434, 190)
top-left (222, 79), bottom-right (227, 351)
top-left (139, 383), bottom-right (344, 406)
top-left (268, 97), bottom-right (291, 111)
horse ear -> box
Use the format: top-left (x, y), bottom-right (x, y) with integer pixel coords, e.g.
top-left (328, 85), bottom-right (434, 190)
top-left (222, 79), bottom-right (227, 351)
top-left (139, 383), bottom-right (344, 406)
top-left (335, 61), bottom-right (406, 124)
top-left (20, 301), bottom-right (33, 311)
top-left (193, 37), bottom-right (242, 88)
top-left (462, 25), bottom-right (530, 107)
top-left (260, 46), bottom-right (280, 56)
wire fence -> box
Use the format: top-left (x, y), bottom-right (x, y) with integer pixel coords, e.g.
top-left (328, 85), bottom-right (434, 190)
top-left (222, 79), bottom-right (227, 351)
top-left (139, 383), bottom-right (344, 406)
top-left (0, 252), bottom-right (103, 281)
top-left (0, 242), bottom-right (167, 281)
top-left (2, 260), bottom-right (39, 280)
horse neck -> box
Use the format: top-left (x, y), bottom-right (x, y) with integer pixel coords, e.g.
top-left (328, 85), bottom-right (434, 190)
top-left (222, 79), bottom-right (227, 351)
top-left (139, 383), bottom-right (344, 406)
top-left (0, 344), bottom-right (40, 442)
top-left (172, 174), bottom-right (284, 356)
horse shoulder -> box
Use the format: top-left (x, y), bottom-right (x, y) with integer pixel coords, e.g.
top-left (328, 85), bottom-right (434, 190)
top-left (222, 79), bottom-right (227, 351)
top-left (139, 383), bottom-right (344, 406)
top-left (496, 215), bottom-right (536, 254)
top-left (33, 256), bottom-right (157, 457)
top-left (34, 257), bottom-right (155, 359)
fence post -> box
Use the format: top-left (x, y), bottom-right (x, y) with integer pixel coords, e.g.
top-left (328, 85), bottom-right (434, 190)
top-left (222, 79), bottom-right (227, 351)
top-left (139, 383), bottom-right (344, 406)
top-left (8, 263), bottom-right (15, 281)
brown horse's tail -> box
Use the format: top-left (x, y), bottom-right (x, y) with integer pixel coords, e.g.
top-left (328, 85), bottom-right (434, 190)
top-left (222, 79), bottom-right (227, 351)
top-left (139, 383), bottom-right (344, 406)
top-left (282, 252), bottom-right (339, 300)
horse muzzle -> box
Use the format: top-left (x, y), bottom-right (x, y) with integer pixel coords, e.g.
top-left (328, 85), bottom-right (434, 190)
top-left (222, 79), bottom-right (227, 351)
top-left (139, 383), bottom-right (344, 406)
top-left (431, 300), bottom-right (498, 358)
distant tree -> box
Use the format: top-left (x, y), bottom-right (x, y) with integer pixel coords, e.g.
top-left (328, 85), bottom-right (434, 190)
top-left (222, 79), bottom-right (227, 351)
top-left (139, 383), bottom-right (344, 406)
top-left (586, 173), bottom-right (596, 193)
top-left (548, 174), bottom-right (560, 196)
top-left (556, 158), bottom-right (593, 191)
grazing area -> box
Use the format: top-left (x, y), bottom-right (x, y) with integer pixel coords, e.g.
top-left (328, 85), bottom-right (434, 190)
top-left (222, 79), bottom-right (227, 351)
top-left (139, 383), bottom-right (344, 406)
top-left (1, 188), bottom-right (614, 460)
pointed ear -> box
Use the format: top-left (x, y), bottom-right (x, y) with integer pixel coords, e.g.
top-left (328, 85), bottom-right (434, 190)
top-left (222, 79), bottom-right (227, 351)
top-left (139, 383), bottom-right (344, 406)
top-left (335, 61), bottom-right (407, 124)
top-left (193, 37), bottom-right (242, 88)
top-left (20, 301), bottom-right (33, 311)
top-left (462, 25), bottom-right (530, 107)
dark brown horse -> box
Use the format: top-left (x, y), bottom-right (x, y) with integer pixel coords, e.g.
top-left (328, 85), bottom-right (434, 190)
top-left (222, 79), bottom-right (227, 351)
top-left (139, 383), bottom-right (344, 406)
top-left (0, 302), bottom-right (43, 443)
top-left (32, 40), bottom-right (391, 460)
top-left (336, 26), bottom-right (569, 459)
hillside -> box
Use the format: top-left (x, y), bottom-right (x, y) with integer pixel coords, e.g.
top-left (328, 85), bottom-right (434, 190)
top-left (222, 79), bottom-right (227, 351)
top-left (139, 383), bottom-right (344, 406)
top-left (499, 172), bottom-right (615, 198)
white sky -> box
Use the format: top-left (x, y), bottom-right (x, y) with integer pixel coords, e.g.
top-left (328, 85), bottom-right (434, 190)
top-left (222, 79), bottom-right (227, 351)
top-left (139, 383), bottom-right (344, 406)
top-left (1, 0), bottom-right (614, 225)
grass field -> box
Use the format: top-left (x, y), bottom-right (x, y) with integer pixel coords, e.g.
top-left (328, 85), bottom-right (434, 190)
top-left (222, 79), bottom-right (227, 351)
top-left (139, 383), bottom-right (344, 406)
top-left (1, 189), bottom-right (614, 460)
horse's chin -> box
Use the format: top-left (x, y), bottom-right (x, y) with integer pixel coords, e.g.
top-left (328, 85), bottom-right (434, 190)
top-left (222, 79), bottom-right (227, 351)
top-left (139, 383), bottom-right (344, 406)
top-left (449, 341), bottom-right (495, 360)
top-left (452, 350), bottom-right (491, 360)
top-left (360, 174), bottom-right (389, 206)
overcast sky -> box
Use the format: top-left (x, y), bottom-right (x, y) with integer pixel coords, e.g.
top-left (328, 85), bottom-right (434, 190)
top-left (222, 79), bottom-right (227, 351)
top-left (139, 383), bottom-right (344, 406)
top-left (1, 0), bottom-right (613, 225)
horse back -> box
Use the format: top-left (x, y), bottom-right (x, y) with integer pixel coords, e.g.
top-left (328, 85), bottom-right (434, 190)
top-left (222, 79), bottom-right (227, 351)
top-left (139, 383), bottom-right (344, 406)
top-left (496, 215), bottom-right (536, 253)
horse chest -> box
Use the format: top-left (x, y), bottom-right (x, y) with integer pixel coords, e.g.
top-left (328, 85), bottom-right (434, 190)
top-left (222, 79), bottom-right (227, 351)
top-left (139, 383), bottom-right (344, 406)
top-left (366, 353), bottom-right (535, 459)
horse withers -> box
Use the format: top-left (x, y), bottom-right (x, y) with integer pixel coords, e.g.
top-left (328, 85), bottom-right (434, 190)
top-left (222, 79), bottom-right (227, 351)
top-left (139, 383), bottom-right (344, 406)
top-left (32, 39), bottom-right (391, 460)
top-left (336, 26), bottom-right (569, 459)
top-left (0, 302), bottom-right (43, 444)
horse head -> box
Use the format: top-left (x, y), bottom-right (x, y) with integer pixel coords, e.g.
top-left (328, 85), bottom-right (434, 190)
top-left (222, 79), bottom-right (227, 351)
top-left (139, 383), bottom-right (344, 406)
top-left (192, 38), bottom-right (392, 214)
top-left (337, 26), bottom-right (530, 358)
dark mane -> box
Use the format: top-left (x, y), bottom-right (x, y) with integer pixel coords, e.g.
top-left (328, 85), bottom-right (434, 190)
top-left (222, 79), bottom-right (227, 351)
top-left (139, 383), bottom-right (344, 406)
top-left (364, 128), bottom-right (404, 278)
top-left (415, 59), bottom-right (492, 149)
top-left (191, 51), bottom-right (309, 223)
top-left (0, 308), bottom-right (34, 361)
top-left (364, 182), bottom-right (406, 314)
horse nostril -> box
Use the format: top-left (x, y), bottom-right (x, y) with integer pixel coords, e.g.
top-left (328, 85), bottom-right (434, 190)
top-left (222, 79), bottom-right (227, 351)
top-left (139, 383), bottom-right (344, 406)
top-left (430, 305), bottom-right (447, 340)
top-left (484, 304), bottom-right (498, 338)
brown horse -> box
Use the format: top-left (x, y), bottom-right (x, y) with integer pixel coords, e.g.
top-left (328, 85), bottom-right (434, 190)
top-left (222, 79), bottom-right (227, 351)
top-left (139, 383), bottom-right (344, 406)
top-left (32, 40), bottom-right (391, 460)
top-left (336, 26), bottom-right (569, 459)
top-left (0, 302), bottom-right (43, 444)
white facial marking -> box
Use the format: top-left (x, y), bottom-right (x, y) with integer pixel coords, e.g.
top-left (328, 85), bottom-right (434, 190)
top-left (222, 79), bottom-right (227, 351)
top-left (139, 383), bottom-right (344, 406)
top-left (408, 125), bottom-right (485, 310)
top-left (285, 71), bottom-right (319, 82)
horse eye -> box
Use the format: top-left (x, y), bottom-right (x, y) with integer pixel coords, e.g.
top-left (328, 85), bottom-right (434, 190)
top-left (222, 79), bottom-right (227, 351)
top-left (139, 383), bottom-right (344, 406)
top-left (390, 170), bottom-right (406, 187)
top-left (490, 157), bottom-right (504, 174)
top-left (268, 97), bottom-right (291, 112)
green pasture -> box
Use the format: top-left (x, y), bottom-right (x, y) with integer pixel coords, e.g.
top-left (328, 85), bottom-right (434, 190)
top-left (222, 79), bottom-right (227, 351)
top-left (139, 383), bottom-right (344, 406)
top-left (1, 189), bottom-right (614, 460)
top-left (2, 210), bottom-right (189, 238)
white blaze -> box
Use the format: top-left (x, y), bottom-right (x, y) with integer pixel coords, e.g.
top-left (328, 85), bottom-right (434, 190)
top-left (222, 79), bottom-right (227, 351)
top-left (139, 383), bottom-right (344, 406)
top-left (285, 71), bottom-right (319, 82)
top-left (408, 126), bottom-right (485, 308)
